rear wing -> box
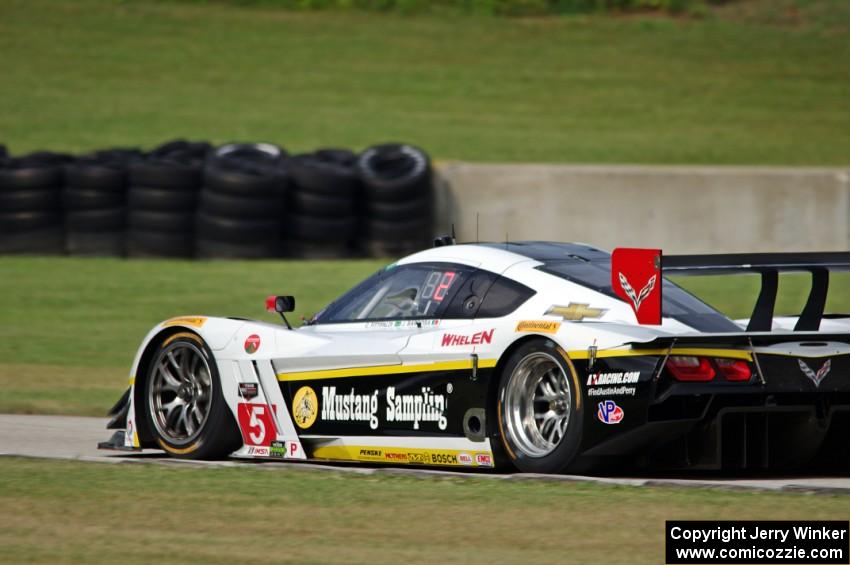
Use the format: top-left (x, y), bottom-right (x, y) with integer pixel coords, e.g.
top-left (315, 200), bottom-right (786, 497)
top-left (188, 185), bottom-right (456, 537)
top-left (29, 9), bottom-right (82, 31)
top-left (612, 249), bottom-right (850, 331)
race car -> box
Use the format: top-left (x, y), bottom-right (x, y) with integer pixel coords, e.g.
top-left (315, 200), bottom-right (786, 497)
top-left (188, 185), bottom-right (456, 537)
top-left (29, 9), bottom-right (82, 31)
top-left (99, 241), bottom-right (850, 473)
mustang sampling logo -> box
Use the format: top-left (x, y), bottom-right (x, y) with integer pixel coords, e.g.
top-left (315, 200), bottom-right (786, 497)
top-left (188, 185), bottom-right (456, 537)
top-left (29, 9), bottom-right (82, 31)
top-left (291, 386), bottom-right (318, 429)
top-left (386, 386), bottom-right (448, 430)
top-left (319, 386), bottom-right (449, 430)
top-left (798, 359), bottom-right (832, 387)
top-left (322, 387), bottom-right (380, 429)
top-left (618, 272), bottom-right (656, 313)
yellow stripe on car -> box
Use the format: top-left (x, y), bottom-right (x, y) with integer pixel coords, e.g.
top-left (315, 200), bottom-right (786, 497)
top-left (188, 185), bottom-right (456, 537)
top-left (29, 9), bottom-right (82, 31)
top-left (277, 359), bottom-right (498, 381)
top-left (161, 316), bottom-right (207, 328)
top-left (277, 348), bottom-right (751, 382)
top-left (567, 347), bottom-right (753, 361)
top-left (311, 445), bottom-right (494, 467)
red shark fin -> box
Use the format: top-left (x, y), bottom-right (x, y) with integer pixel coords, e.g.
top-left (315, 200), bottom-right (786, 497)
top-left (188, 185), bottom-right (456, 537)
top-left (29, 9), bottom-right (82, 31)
top-left (612, 248), bottom-right (662, 325)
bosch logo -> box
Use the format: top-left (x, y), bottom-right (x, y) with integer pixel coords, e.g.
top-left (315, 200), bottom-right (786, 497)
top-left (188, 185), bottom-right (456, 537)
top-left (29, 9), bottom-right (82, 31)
top-left (430, 453), bottom-right (458, 465)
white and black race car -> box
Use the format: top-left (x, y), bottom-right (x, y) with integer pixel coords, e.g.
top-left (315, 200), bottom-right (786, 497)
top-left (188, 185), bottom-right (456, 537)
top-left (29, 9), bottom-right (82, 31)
top-left (100, 241), bottom-right (850, 473)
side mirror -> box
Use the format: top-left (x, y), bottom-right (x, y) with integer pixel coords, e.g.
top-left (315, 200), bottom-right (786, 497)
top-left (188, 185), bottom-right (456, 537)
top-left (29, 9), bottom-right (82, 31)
top-left (266, 295), bottom-right (295, 313)
top-left (265, 295), bottom-right (296, 329)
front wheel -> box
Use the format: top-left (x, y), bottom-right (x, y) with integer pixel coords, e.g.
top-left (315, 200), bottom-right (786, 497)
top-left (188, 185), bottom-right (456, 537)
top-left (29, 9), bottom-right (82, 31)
top-left (144, 332), bottom-right (240, 459)
top-left (497, 339), bottom-right (583, 473)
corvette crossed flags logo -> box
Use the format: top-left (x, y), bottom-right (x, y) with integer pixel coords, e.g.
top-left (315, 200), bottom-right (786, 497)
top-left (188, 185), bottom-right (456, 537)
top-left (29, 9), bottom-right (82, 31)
top-left (798, 359), bottom-right (832, 387)
top-left (618, 272), bottom-right (657, 313)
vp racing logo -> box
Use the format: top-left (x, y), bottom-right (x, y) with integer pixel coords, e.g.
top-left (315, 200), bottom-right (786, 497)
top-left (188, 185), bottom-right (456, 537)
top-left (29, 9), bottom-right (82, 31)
top-left (798, 359), bottom-right (831, 387)
top-left (597, 400), bottom-right (624, 425)
top-left (618, 272), bottom-right (656, 313)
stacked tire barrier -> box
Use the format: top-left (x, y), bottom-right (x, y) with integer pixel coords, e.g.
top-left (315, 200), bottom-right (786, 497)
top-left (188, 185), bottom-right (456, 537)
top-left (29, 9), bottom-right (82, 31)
top-left (286, 149), bottom-right (360, 258)
top-left (0, 140), bottom-right (436, 259)
top-left (0, 151), bottom-right (73, 254)
top-left (127, 140), bottom-right (210, 258)
top-left (197, 143), bottom-right (288, 259)
top-left (357, 143), bottom-right (433, 257)
top-left (63, 149), bottom-right (141, 256)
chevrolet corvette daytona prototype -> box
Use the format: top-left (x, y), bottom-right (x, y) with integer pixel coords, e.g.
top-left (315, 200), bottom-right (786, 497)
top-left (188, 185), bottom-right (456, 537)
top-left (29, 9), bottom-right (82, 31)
top-left (100, 242), bottom-right (850, 473)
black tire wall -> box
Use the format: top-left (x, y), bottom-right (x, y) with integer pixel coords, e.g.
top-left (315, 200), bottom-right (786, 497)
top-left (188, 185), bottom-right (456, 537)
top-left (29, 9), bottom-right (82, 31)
top-left (196, 143), bottom-right (288, 259)
top-left (285, 148), bottom-right (359, 258)
top-left (126, 140), bottom-right (210, 258)
top-left (63, 149), bottom-right (142, 256)
top-left (0, 141), bottom-right (436, 259)
top-left (0, 151), bottom-right (70, 254)
top-left (357, 143), bottom-right (434, 258)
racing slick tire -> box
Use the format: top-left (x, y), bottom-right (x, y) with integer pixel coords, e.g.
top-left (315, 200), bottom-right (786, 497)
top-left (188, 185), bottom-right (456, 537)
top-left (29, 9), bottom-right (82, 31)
top-left (366, 196), bottom-right (431, 221)
top-left (65, 208), bottom-right (125, 231)
top-left (0, 188), bottom-right (60, 212)
top-left (196, 212), bottom-right (280, 244)
top-left (0, 164), bottom-right (62, 190)
top-left (0, 210), bottom-right (61, 232)
top-left (286, 213), bottom-right (356, 242)
top-left (126, 229), bottom-right (194, 258)
top-left (203, 164), bottom-right (284, 198)
top-left (64, 162), bottom-right (126, 191)
top-left (129, 161), bottom-right (203, 189)
top-left (195, 237), bottom-right (279, 259)
top-left (65, 230), bottom-right (125, 256)
top-left (287, 151), bottom-right (360, 198)
top-left (496, 339), bottom-right (583, 474)
top-left (366, 217), bottom-right (430, 240)
top-left (357, 143), bottom-right (431, 202)
top-left (0, 226), bottom-right (65, 254)
top-left (144, 332), bottom-right (241, 459)
top-left (127, 186), bottom-right (198, 212)
top-left (198, 188), bottom-right (281, 219)
top-left (128, 209), bottom-right (195, 233)
top-left (62, 187), bottom-right (125, 210)
top-left (290, 189), bottom-right (353, 217)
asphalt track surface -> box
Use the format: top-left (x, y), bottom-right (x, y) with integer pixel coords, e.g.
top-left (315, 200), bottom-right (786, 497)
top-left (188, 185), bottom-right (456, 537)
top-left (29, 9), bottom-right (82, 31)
top-left (2, 414), bottom-right (850, 493)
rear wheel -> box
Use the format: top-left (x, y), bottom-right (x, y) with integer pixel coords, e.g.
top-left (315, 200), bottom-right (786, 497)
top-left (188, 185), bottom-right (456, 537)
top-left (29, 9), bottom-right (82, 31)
top-left (144, 332), bottom-right (240, 459)
top-left (497, 339), bottom-right (583, 473)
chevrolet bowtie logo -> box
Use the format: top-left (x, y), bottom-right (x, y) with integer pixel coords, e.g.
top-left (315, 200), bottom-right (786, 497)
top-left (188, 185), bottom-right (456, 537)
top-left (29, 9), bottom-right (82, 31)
top-left (545, 303), bottom-right (607, 321)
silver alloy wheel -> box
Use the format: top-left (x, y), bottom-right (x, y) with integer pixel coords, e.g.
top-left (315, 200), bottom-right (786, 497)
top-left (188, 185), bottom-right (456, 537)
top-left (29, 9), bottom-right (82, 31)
top-left (504, 352), bottom-right (572, 458)
top-left (149, 340), bottom-right (213, 445)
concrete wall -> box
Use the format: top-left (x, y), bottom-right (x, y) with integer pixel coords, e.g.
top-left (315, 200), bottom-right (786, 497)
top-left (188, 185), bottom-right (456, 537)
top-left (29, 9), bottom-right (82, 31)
top-left (436, 163), bottom-right (850, 254)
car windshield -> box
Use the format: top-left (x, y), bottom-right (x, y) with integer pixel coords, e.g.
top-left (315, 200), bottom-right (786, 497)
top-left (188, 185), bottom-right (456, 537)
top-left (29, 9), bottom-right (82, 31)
top-left (538, 261), bottom-right (742, 332)
top-left (312, 264), bottom-right (464, 323)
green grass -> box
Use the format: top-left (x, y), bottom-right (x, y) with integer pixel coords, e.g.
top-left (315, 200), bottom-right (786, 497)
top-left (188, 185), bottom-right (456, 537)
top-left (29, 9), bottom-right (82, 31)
top-left (0, 257), bottom-right (385, 368)
top-left (0, 0), bottom-right (848, 164)
top-left (1, 457), bottom-right (848, 564)
top-left (672, 272), bottom-right (850, 322)
top-left (0, 257), bottom-right (847, 416)
top-left (0, 257), bottom-right (382, 415)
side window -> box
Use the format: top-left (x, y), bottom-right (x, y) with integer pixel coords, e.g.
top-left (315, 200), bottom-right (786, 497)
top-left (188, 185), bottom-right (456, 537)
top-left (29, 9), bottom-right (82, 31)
top-left (443, 271), bottom-right (536, 319)
top-left (315, 264), bottom-right (466, 323)
top-left (442, 270), bottom-right (496, 318)
top-left (476, 277), bottom-right (536, 318)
